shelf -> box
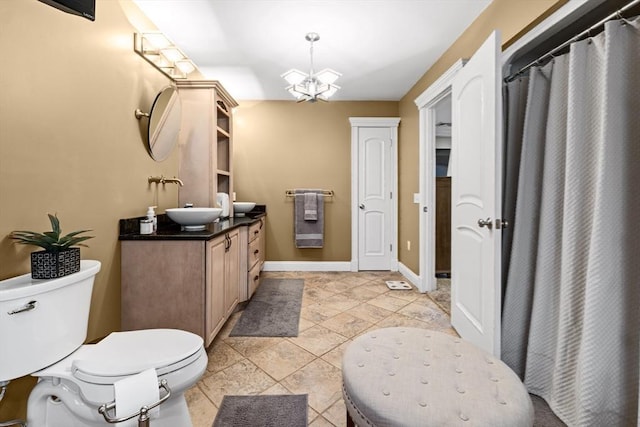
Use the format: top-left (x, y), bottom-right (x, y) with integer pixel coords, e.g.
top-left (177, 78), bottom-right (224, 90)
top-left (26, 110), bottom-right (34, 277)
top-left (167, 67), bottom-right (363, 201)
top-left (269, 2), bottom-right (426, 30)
top-left (217, 139), bottom-right (230, 171)
top-left (217, 170), bottom-right (230, 176)
top-left (217, 174), bottom-right (230, 194)
top-left (217, 101), bottom-right (230, 134)
top-left (216, 100), bottom-right (230, 117)
top-left (217, 127), bottom-right (230, 138)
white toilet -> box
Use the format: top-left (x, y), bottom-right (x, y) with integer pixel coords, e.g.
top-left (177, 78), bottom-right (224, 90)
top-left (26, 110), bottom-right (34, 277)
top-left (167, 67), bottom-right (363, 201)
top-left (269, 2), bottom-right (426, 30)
top-left (0, 260), bottom-right (207, 426)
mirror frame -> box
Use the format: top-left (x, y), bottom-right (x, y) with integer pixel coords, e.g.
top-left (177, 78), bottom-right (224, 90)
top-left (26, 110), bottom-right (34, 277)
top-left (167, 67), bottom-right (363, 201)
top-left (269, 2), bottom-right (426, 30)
top-left (147, 86), bottom-right (181, 162)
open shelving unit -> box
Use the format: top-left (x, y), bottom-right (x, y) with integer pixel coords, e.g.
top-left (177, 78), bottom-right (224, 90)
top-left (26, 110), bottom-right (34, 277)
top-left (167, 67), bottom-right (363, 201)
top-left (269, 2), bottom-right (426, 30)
top-left (175, 80), bottom-right (238, 209)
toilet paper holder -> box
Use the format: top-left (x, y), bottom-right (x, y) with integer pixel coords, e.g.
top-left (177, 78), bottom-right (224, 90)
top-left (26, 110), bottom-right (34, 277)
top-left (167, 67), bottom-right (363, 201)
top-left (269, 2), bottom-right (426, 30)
top-left (98, 379), bottom-right (171, 426)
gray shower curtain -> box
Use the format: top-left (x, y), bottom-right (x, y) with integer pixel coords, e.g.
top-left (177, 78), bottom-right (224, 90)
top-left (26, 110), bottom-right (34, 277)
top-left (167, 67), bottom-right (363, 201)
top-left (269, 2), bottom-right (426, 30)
top-left (502, 17), bottom-right (640, 426)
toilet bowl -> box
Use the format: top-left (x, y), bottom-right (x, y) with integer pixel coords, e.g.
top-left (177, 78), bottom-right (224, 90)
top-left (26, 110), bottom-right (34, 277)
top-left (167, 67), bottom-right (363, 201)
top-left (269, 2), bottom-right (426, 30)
top-left (0, 260), bottom-right (207, 426)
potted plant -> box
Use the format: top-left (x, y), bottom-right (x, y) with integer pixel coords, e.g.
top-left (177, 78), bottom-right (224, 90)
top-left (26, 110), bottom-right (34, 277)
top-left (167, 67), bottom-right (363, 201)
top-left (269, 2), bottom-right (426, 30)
top-left (10, 213), bottom-right (94, 279)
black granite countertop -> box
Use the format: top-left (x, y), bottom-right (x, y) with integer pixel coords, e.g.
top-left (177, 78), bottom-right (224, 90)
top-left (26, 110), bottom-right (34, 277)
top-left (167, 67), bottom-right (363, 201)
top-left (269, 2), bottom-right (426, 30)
top-left (119, 205), bottom-right (266, 241)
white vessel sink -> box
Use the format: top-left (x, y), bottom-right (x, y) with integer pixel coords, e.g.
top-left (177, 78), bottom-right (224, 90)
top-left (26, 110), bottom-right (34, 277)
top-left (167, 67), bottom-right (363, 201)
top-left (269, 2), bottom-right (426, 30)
top-left (233, 202), bottom-right (256, 217)
top-left (166, 207), bottom-right (222, 231)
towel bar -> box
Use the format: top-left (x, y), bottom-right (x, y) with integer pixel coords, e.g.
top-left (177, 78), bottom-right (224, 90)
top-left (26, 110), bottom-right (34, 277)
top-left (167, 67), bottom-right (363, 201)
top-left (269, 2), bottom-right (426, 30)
top-left (285, 189), bottom-right (334, 197)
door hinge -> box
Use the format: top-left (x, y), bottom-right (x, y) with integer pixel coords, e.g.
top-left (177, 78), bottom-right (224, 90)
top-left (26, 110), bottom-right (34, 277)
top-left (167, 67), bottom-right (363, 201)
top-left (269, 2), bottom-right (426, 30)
top-left (390, 244), bottom-right (393, 252)
top-left (390, 191), bottom-right (393, 199)
top-left (423, 206), bottom-right (428, 213)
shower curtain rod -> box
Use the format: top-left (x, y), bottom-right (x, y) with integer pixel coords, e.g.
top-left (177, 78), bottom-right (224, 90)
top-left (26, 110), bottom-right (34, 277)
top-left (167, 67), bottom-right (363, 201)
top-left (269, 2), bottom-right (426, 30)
top-left (504, 0), bottom-right (640, 83)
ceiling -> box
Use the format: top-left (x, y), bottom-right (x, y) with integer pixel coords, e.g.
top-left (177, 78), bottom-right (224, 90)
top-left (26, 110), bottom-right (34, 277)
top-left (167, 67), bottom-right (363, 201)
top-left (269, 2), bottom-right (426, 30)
top-left (132, 0), bottom-right (492, 101)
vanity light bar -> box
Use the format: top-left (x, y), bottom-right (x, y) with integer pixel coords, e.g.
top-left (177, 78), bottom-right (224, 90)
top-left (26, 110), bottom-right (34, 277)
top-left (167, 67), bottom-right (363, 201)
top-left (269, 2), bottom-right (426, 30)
top-left (134, 32), bottom-right (198, 80)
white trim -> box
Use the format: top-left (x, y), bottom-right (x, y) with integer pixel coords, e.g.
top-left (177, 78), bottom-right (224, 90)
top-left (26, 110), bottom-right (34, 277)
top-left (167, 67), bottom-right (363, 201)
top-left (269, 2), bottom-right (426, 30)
top-left (415, 60), bottom-right (463, 293)
top-left (398, 262), bottom-right (421, 292)
top-left (349, 117), bottom-right (401, 127)
top-left (415, 60), bottom-right (465, 108)
top-left (350, 117), bottom-right (400, 272)
top-left (263, 261), bottom-right (352, 272)
top-left (350, 123), bottom-right (359, 271)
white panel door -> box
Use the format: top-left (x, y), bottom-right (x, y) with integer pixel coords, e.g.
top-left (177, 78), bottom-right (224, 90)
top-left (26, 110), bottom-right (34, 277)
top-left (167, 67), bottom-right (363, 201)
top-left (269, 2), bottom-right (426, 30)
top-left (358, 127), bottom-right (392, 270)
top-left (451, 31), bottom-right (502, 356)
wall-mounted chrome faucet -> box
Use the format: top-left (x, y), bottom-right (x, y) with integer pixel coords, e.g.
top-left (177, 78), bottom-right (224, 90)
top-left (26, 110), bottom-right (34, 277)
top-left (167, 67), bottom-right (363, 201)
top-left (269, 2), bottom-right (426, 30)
top-left (148, 175), bottom-right (184, 186)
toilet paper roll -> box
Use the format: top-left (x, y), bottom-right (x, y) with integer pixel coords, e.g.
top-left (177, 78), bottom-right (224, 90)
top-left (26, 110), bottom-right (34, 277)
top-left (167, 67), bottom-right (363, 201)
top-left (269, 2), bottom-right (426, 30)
top-left (114, 368), bottom-right (160, 427)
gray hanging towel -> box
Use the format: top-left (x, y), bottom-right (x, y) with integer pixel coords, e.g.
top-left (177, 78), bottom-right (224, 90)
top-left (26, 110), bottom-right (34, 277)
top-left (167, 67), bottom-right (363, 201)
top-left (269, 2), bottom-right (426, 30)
top-left (304, 192), bottom-right (318, 220)
top-left (294, 189), bottom-right (324, 248)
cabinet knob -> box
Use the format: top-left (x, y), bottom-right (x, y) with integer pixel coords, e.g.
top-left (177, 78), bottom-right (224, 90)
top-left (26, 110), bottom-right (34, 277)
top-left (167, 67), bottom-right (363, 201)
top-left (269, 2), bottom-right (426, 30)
top-left (254, 249), bottom-right (260, 255)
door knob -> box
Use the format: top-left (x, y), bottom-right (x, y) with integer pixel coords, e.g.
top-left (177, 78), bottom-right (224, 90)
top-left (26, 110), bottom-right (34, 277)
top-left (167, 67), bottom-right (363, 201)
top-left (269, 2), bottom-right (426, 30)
top-left (359, 204), bottom-right (365, 210)
top-left (478, 217), bottom-right (493, 229)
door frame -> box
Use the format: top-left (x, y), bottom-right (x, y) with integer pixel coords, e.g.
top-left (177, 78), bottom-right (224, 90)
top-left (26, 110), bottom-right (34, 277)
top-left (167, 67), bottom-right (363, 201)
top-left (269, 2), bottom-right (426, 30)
top-left (414, 60), bottom-right (465, 292)
top-left (350, 117), bottom-right (400, 272)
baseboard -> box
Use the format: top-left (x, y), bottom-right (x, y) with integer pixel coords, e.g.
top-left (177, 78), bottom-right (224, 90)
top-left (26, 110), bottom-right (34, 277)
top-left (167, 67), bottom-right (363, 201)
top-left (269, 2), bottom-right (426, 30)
top-left (262, 262), bottom-right (422, 286)
top-left (263, 261), bottom-right (353, 272)
top-left (398, 262), bottom-right (421, 291)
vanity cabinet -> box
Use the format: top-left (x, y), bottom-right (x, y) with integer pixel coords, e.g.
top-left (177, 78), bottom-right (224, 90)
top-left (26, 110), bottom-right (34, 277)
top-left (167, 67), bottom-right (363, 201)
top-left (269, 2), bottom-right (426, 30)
top-left (121, 228), bottom-right (240, 347)
top-left (246, 217), bottom-right (265, 299)
top-left (237, 215), bottom-right (267, 303)
top-left (121, 240), bottom-right (208, 339)
top-left (176, 80), bottom-right (238, 209)
top-left (205, 228), bottom-right (240, 344)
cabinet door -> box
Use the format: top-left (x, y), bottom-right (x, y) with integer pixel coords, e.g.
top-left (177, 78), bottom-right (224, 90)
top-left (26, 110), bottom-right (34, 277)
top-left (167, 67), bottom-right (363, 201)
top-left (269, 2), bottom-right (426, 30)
top-left (206, 236), bottom-right (226, 346)
top-left (225, 229), bottom-right (240, 316)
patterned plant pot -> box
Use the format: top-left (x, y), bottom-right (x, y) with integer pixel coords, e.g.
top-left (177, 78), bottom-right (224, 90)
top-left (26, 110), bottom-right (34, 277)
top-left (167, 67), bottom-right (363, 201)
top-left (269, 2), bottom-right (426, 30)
top-left (30, 247), bottom-right (81, 279)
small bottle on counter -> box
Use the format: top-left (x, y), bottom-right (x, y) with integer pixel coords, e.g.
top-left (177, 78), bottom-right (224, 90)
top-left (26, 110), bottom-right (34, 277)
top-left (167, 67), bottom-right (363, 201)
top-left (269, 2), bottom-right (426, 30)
top-left (146, 206), bottom-right (157, 232)
top-left (140, 218), bottom-right (153, 235)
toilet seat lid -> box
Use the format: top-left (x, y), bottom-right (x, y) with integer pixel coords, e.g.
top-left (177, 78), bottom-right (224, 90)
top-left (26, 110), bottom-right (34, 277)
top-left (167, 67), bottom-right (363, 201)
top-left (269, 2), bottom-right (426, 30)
top-left (71, 329), bottom-right (203, 381)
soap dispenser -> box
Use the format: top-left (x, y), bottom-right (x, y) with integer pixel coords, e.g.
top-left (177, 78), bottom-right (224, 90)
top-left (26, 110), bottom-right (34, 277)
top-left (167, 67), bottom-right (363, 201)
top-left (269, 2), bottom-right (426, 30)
top-left (146, 206), bottom-right (157, 232)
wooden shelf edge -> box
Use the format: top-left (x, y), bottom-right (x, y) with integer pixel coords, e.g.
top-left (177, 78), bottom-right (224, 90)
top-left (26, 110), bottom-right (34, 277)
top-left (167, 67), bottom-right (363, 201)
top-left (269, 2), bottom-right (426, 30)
top-left (217, 127), bottom-right (230, 138)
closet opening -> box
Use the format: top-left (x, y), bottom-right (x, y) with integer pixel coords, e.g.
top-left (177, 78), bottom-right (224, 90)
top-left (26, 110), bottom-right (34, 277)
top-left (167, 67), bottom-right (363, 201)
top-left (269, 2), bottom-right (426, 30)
top-left (433, 96), bottom-right (452, 283)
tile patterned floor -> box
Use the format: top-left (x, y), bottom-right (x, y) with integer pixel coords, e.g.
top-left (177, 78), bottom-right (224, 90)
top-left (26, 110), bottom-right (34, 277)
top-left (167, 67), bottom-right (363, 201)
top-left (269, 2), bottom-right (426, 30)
top-left (186, 271), bottom-right (454, 427)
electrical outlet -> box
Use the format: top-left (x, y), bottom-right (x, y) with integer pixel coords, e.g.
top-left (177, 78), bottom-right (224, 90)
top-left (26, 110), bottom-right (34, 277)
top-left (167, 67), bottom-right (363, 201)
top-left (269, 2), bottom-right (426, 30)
top-left (407, 240), bottom-right (411, 251)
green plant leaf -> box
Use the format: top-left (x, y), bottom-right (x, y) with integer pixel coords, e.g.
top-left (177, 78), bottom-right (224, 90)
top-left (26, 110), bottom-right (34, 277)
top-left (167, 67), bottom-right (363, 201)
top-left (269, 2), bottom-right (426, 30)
top-left (9, 214), bottom-right (94, 252)
top-left (48, 214), bottom-right (61, 235)
top-left (43, 231), bottom-right (61, 241)
top-left (64, 229), bottom-right (93, 238)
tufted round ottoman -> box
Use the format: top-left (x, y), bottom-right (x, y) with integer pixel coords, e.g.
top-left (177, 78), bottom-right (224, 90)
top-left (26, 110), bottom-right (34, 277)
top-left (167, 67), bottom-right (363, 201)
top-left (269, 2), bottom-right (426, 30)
top-left (342, 328), bottom-right (533, 426)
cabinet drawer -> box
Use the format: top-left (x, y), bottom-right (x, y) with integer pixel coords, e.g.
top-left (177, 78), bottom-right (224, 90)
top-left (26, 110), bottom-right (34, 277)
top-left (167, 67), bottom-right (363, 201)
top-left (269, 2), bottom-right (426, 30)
top-left (248, 236), bottom-right (261, 268)
top-left (248, 262), bottom-right (261, 298)
top-left (248, 220), bottom-right (262, 242)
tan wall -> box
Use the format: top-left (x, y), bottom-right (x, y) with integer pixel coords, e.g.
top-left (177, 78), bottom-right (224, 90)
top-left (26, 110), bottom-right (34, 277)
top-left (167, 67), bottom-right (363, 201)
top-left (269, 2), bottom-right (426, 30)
top-left (0, 0), bottom-right (179, 419)
top-left (397, 0), bottom-right (567, 274)
top-left (233, 101), bottom-right (399, 262)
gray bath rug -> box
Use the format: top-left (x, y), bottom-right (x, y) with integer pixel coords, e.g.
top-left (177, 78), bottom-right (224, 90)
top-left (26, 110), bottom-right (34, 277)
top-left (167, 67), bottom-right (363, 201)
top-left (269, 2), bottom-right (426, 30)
top-left (229, 278), bottom-right (304, 337)
top-left (213, 394), bottom-right (308, 427)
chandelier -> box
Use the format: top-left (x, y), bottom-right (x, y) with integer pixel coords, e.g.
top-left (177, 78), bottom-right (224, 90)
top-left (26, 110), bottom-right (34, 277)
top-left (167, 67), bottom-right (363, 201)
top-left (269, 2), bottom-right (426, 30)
top-left (281, 32), bottom-right (341, 102)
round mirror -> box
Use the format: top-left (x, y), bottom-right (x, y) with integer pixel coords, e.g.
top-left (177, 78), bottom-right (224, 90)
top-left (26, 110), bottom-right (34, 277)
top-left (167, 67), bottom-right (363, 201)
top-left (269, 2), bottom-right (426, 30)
top-left (147, 86), bottom-right (181, 161)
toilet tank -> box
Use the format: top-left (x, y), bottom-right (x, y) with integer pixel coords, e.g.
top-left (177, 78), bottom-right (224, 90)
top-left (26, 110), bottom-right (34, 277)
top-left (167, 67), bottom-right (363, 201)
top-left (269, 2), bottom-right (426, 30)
top-left (0, 260), bottom-right (101, 382)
